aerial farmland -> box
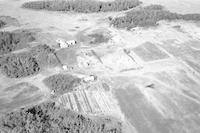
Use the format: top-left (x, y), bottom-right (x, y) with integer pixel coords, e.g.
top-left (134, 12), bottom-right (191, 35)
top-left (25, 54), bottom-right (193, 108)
top-left (0, 0), bottom-right (200, 132)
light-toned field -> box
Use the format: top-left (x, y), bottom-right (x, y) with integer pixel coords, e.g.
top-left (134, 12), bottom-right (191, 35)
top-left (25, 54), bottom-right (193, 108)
top-left (1, 0), bottom-right (200, 132)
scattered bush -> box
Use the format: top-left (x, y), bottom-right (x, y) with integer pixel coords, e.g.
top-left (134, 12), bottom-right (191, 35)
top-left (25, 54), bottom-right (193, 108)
top-left (30, 44), bottom-right (59, 67)
top-left (111, 4), bottom-right (200, 30)
top-left (0, 20), bottom-right (6, 28)
top-left (0, 52), bottom-right (40, 78)
top-left (0, 101), bottom-right (122, 133)
top-left (0, 31), bottom-right (35, 55)
top-left (43, 74), bottom-right (81, 94)
top-left (22, 0), bottom-right (142, 13)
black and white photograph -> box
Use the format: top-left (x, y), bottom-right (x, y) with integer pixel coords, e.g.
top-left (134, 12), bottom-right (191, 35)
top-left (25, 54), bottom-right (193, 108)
top-left (0, 0), bottom-right (200, 132)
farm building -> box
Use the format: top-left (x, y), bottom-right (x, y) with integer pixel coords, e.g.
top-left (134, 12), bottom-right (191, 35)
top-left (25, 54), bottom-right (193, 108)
top-left (56, 38), bottom-right (77, 48)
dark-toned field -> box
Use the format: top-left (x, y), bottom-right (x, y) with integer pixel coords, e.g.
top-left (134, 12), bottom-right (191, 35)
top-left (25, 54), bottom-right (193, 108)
top-left (43, 74), bottom-right (81, 95)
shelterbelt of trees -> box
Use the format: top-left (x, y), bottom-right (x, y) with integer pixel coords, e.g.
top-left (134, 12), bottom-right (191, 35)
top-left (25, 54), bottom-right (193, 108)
top-left (111, 5), bottom-right (200, 30)
top-left (22, 0), bottom-right (142, 13)
top-left (0, 101), bottom-right (122, 133)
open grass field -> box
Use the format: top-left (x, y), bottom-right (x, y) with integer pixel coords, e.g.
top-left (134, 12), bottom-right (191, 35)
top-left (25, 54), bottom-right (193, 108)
top-left (133, 42), bottom-right (169, 62)
top-left (0, 82), bottom-right (43, 114)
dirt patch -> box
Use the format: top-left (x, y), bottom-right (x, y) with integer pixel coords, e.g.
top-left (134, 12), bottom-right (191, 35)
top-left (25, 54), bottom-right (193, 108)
top-left (0, 30), bottom-right (35, 55)
top-left (22, 0), bottom-right (141, 13)
top-left (43, 74), bottom-right (81, 95)
top-left (0, 101), bottom-right (122, 133)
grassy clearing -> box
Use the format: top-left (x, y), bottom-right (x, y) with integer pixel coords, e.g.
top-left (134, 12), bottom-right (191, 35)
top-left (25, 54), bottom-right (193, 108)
top-left (0, 101), bottom-right (122, 133)
top-left (43, 74), bottom-right (81, 94)
top-left (22, 0), bottom-right (141, 13)
top-left (55, 48), bottom-right (77, 65)
top-left (111, 4), bottom-right (200, 30)
top-left (4, 82), bottom-right (39, 93)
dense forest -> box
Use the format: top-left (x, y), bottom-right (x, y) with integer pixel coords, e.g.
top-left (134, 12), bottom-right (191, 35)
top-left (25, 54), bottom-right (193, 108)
top-left (0, 52), bottom-right (40, 78)
top-left (22, 0), bottom-right (141, 13)
top-left (0, 43), bottom-right (60, 78)
top-left (0, 101), bottom-right (122, 133)
top-left (43, 74), bottom-right (81, 94)
top-left (111, 5), bottom-right (200, 30)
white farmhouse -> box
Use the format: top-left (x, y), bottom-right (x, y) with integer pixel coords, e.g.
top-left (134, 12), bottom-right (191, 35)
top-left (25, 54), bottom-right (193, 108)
top-left (56, 38), bottom-right (77, 48)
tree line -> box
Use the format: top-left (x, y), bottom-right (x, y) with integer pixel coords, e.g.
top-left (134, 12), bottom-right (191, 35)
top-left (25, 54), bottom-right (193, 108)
top-left (111, 4), bottom-right (200, 30)
top-left (0, 101), bottom-right (122, 133)
top-left (22, 0), bottom-right (142, 13)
